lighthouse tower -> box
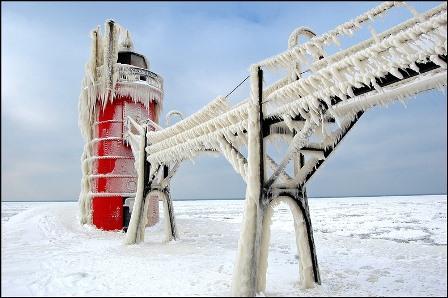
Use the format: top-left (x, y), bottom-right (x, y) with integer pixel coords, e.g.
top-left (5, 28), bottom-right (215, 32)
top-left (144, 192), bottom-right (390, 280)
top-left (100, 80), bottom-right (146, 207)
top-left (78, 20), bottom-right (163, 231)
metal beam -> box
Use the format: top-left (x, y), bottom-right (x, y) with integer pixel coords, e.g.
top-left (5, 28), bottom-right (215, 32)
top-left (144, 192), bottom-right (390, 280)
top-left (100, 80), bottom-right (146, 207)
top-left (263, 54), bottom-right (446, 135)
top-left (333, 54), bottom-right (447, 105)
top-left (158, 162), bottom-right (181, 188)
top-left (299, 111), bottom-right (364, 187)
top-left (262, 55), bottom-right (445, 191)
top-left (263, 115), bottom-right (335, 137)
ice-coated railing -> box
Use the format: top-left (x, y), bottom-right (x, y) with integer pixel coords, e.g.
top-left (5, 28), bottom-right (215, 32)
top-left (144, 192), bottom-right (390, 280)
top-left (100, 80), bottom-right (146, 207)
top-left (116, 63), bottom-right (164, 91)
top-left (78, 3), bottom-right (447, 297)
top-left (145, 2), bottom-right (447, 168)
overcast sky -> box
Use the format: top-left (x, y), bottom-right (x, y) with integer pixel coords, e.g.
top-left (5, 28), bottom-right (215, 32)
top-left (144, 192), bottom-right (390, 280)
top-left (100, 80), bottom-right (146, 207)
top-left (2, 1), bottom-right (446, 201)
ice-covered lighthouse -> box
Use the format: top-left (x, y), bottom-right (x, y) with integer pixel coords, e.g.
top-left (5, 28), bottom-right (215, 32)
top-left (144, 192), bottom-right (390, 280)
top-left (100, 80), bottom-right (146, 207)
top-left (78, 20), bottom-right (163, 231)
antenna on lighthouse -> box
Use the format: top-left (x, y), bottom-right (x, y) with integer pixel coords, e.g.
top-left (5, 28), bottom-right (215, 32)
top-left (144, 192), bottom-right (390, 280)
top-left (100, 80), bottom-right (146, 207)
top-left (120, 30), bottom-right (134, 51)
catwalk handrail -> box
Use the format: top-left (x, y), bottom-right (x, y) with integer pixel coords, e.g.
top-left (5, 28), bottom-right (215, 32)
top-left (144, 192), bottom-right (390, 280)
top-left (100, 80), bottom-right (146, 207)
top-left (120, 2), bottom-right (446, 296)
top-left (145, 1), bottom-right (447, 167)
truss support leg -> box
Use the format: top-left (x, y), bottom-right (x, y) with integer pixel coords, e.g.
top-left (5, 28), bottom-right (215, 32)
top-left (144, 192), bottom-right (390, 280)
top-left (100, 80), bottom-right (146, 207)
top-left (295, 188), bottom-right (321, 285)
top-left (156, 165), bottom-right (178, 242)
top-left (162, 187), bottom-right (177, 241)
top-left (294, 152), bottom-right (320, 284)
top-left (231, 191), bottom-right (266, 297)
top-left (232, 61), bottom-right (321, 295)
top-left (254, 188), bottom-right (320, 294)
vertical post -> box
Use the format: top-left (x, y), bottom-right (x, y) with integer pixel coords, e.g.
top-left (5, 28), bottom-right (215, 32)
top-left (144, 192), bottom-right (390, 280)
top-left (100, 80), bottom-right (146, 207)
top-left (142, 128), bottom-right (150, 196)
top-left (257, 67), bottom-right (265, 193)
top-left (254, 67), bottom-right (266, 293)
top-left (124, 126), bottom-right (149, 245)
top-left (231, 65), bottom-right (265, 297)
top-left (136, 126), bottom-right (150, 236)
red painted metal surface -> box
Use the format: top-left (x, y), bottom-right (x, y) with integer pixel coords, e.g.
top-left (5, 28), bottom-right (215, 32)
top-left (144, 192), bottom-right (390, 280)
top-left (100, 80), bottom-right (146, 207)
top-left (92, 95), bottom-right (156, 231)
top-left (92, 196), bottom-right (123, 230)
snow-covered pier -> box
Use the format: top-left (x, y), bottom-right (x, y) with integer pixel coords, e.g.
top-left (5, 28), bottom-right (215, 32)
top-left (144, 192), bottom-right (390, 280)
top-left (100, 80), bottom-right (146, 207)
top-left (78, 2), bottom-right (447, 296)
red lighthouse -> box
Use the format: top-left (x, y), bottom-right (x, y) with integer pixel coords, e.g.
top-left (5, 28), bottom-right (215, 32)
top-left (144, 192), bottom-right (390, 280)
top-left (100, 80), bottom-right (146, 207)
top-left (79, 21), bottom-right (163, 231)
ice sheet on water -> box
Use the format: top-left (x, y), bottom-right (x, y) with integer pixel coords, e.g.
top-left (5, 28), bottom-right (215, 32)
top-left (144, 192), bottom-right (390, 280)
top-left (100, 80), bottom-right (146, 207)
top-left (1, 195), bottom-right (446, 296)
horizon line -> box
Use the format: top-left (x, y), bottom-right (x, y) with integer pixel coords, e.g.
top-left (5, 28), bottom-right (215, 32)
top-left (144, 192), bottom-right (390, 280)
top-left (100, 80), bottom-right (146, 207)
top-left (2, 193), bottom-right (447, 203)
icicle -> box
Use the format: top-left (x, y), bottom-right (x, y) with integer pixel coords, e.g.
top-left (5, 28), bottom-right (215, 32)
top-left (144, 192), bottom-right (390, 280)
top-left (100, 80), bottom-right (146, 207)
top-left (390, 67), bottom-right (404, 79)
top-left (333, 113), bottom-right (343, 129)
top-left (398, 98), bottom-right (408, 108)
top-left (409, 62), bottom-right (420, 73)
top-left (335, 70), bottom-right (447, 116)
top-left (320, 114), bottom-right (327, 137)
top-left (430, 54), bottom-right (447, 69)
top-left (371, 77), bottom-right (382, 92)
top-left (332, 35), bottom-right (341, 47)
top-left (369, 25), bottom-right (380, 44)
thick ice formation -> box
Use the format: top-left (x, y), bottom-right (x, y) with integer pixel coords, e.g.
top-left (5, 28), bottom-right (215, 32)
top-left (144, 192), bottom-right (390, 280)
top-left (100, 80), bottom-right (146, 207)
top-left (256, 196), bottom-right (314, 292)
top-left (218, 136), bottom-right (248, 183)
top-left (124, 117), bottom-right (147, 245)
top-left (333, 70), bottom-right (447, 118)
top-left (133, 4), bottom-right (446, 294)
top-left (267, 5), bottom-right (447, 120)
top-left (258, 2), bottom-right (444, 69)
top-left (165, 110), bottom-right (184, 126)
top-left (77, 2), bottom-right (446, 296)
top-left (146, 101), bottom-right (248, 165)
top-left (78, 20), bottom-right (163, 225)
top-left (231, 65), bottom-right (265, 297)
top-left (142, 3), bottom-right (446, 175)
top-left (146, 96), bottom-right (230, 145)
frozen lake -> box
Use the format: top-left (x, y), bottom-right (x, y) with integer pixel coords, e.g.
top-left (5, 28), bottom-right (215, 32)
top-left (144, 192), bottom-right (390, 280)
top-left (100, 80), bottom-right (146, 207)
top-left (1, 195), bottom-right (447, 296)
